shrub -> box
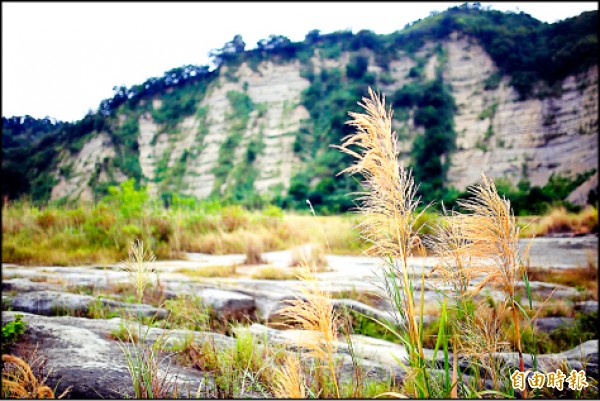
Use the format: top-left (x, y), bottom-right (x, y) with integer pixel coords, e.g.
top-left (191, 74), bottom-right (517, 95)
top-left (1, 315), bottom-right (27, 351)
top-left (243, 235), bottom-right (265, 265)
top-left (346, 55), bottom-right (369, 79)
top-left (163, 295), bottom-right (210, 332)
top-left (35, 209), bottom-right (56, 230)
top-left (221, 205), bottom-right (249, 232)
top-left (102, 178), bottom-right (149, 220)
top-left (262, 204), bottom-right (284, 218)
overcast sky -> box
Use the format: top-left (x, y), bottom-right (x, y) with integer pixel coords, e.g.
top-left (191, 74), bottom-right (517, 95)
top-left (2, 2), bottom-right (597, 122)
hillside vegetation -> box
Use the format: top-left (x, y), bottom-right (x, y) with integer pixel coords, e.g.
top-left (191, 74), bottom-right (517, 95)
top-left (2, 4), bottom-right (598, 215)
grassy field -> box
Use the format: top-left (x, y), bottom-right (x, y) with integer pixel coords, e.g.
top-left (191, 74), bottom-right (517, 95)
top-left (1, 199), bottom-right (361, 266)
top-left (2, 195), bottom-right (597, 267)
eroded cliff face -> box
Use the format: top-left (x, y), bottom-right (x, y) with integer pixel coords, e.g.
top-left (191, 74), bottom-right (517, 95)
top-left (441, 33), bottom-right (598, 193)
top-left (50, 133), bottom-right (126, 202)
top-left (50, 33), bottom-right (598, 204)
top-left (136, 60), bottom-right (310, 199)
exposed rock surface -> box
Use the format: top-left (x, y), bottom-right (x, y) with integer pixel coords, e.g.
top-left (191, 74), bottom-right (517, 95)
top-left (3, 312), bottom-right (405, 397)
top-left (180, 287), bottom-right (257, 320)
top-left (518, 235), bottom-right (598, 269)
top-left (494, 340), bottom-right (598, 377)
top-left (3, 309), bottom-right (596, 398)
top-left (2, 265), bottom-right (129, 288)
top-left (575, 300), bottom-right (599, 314)
top-left (48, 33), bottom-right (597, 202)
top-left (535, 317), bottom-right (574, 332)
top-left (2, 277), bottom-right (64, 292)
top-left (2, 235), bottom-right (597, 398)
top-left (567, 172), bottom-right (599, 206)
top-left (243, 323), bottom-right (599, 383)
top-left (135, 60), bottom-right (310, 199)
top-left (3, 235), bottom-right (596, 324)
top-left (50, 133), bottom-right (123, 202)
top-left (244, 323), bottom-right (408, 379)
top-left (7, 290), bottom-right (168, 319)
top-left (440, 33), bottom-right (598, 194)
top-left (1, 312), bottom-right (212, 399)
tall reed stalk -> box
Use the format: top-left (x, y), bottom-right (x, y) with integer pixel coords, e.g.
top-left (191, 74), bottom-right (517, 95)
top-left (427, 209), bottom-right (471, 397)
top-left (121, 239), bottom-right (157, 305)
top-left (457, 173), bottom-right (533, 396)
top-left (335, 88), bottom-right (536, 397)
top-left (117, 239), bottom-right (176, 398)
top-left (277, 263), bottom-right (340, 398)
top-left (335, 88), bottom-right (429, 397)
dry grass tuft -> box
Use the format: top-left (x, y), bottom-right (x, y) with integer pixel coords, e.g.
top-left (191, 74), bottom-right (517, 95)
top-left (533, 299), bottom-right (573, 318)
top-left (119, 333), bottom-right (177, 398)
top-left (176, 265), bottom-right (237, 278)
top-left (221, 205), bottom-right (250, 232)
top-left (426, 208), bottom-right (485, 298)
top-left (115, 240), bottom-right (180, 398)
top-left (289, 244), bottom-right (328, 270)
top-left (162, 295), bottom-right (210, 332)
top-left (458, 299), bottom-right (510, 357)
top-left (279, 264), bottom-right (339, 360)
top-left (243, 235), bottom-right (265, 265)
top-left (540, 207), bottom-right (576, 234)
top-left (250, 266), bottom-right (298, 280)
top-left (1, 354), bottom-right (69, 399)
top-left (523, 206), bottom-right (598, 237)
top-left (186, 331), bottom-right (278, 398)
top-left (579, 205), bottom-right (599, 232)
top-left (273, 353), bottom-right (306, 398)
top-left (102, 281), bottom-right (166, 307)
top-left (335, 88), bottom-right (425, 262)
top-left (1, 200), bottom-right (367, 267)
top-left (457, 173), bottom-right (530, 297)
top-left (457, 300), bottom-right (510, 390)
top-left (108, 322), bottom-right (140, 343)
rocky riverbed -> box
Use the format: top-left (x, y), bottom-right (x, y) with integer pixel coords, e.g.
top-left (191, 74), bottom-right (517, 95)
top-left (1, 236), bottom-right (598, 398)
